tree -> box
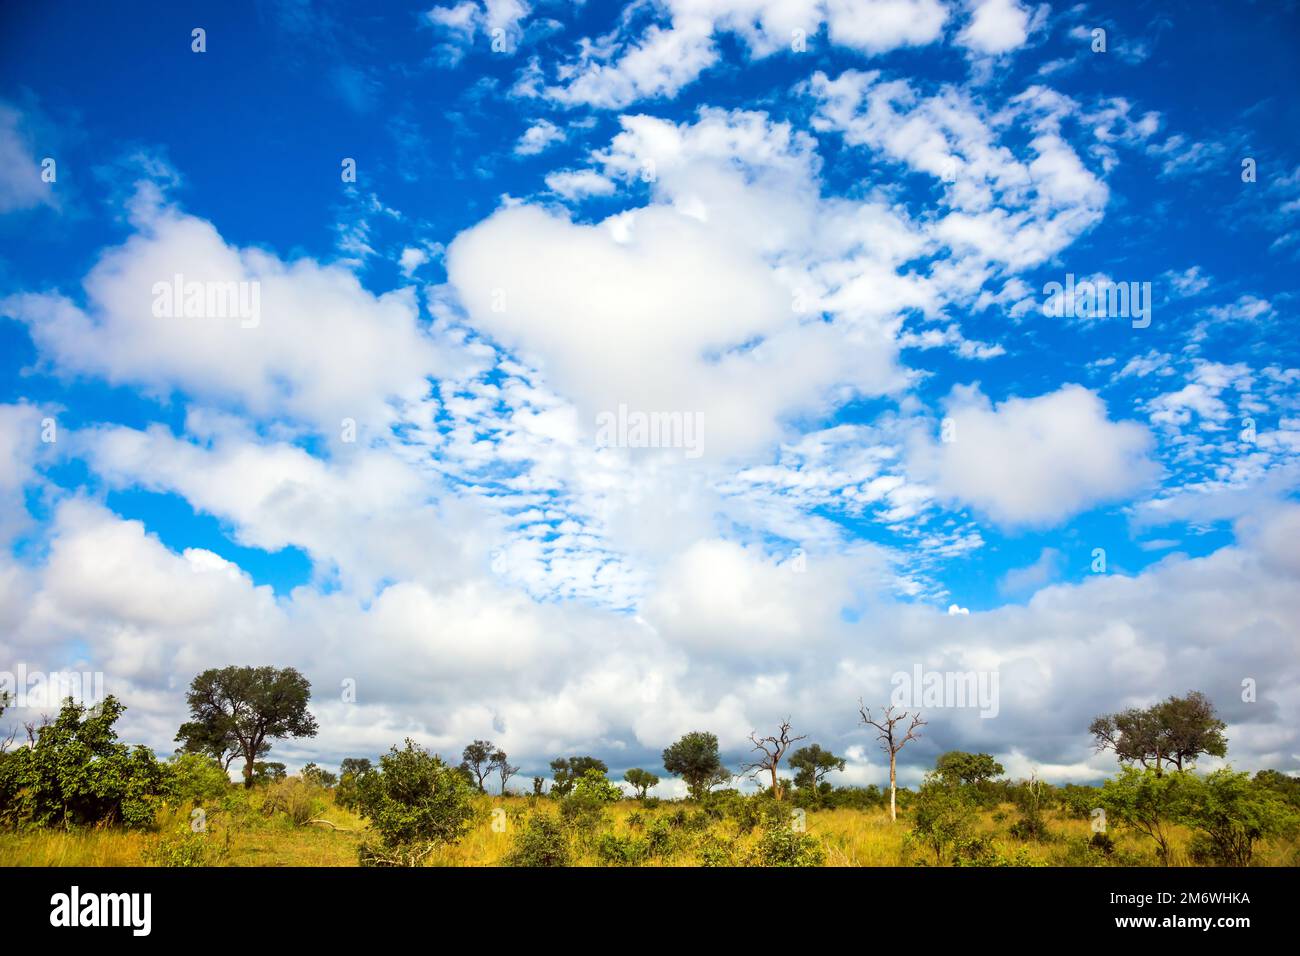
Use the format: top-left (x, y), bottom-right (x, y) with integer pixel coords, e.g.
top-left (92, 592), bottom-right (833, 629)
top-left (336, 758), bottom-right (372, 811)
top-left (490, 749), bottom-right (519, 795)
top-left (461, 740), bottom-right (496, 792)
top-left (1090, 691), bottom-right (1226, 774)
top-left (859, 702), bottom-right (926, 822)
top-left (175, 666), bottom-right (318, 788)
top-left (741, 718), bottom-right (806, 801)
top-left (662, 731), bottom-right (730, 800)
top-left (340, 757), bottom-right (372, 778)
top-left (252, 761), bottom-right (286, 785)
top-left (550, 756), bottom-right (608, 797)
top-left (1098, 766), bottom-right (1189, 863)
top-left (355, 739), bottom-right (477, 866)
top-left (935, 751), bottom-right (1004, 787)
top-left (1178, 769), bottom-right (1298, 866)
top-left (788, 744), bottom-right (846, 801)
top-left (0, 696), bottom-right (164, 829)
top-left (301, 762), bottom-right (337, 787)
top-left (624, 768), bottom-right (660, 799)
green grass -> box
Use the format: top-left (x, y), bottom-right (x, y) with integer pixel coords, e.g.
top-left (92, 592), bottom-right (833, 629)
top-left (2, 793), bottom-right (1295, 867)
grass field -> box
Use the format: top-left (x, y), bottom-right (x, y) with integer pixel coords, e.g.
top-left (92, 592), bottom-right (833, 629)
top-left (3, 791), bottom-right (1296, 867)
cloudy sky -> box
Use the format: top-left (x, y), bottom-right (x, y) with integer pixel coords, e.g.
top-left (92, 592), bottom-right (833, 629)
top-left (0, 0), bottom-right (1297, 793)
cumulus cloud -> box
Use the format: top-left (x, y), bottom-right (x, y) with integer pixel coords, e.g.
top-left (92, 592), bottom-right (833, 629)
top-left (4, 493), bottom-right (1299, 783)
top-left (955, 0), bottom-right (1037, 56)
top-left (1, 187), bottom-right (465, 436)
top-left (911, 384), bottom-right (1158, 526)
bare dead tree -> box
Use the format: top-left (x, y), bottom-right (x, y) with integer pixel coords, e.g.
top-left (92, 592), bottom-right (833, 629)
top-left (741, 718), bottom-right (807, 800)
top-left (858, 701), bottom-right (926, 821)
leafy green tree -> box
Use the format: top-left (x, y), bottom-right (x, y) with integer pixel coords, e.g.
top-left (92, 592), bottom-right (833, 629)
top-left (355, 739), bottom-right (477, 866)
top-left (175, 666), bottom-right (318, 788)
top-left (1254, 769), bottom-right (1300, 809)
top-left (549, 756), bottom-right (608, 797)
top-left (1098, 766), bottom-right (1190, 863)
top-left (663, 731), bottom-right (729, 800)
top-left (301, 762), bottom-right (337, 787)
top-left (1090, 691), bottom-right (1227, 774)
top-left (624, 767), bottom-right (660, 799)
top-left (335, 758), bottom-right (372, 811)
top-left (0, 696), bottom-right (164, 829)
top-left (789, 744), bottom-right (846, 800)
top-left (461, 740), bottom-right (496, 792)
top-left (1178, 769), bottom-right (1299, 865)
top-left (935, 751), bottom-right (1004, 786)
top-left (340, 757), bottom-right (372, 777)
top-left (251, 761), bottom-right (286, 785)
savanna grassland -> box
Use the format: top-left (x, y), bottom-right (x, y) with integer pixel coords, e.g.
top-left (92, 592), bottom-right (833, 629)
top-left (3, 786), bottom-right (1296, 868)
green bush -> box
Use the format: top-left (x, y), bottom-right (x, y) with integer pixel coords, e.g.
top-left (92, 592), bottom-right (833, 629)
top-left (596, 831), bottom-right (647, 865)
top-left (355, 739), bottom-right (477, 866)
top-left (907, 776), bottom-right (978, 864)
top-left (144, 825), bottom-right (228, 867)
top-left (745, 820), bottom-right (826, 867)
top-left (1179, 769), bottom-right (1298, 866)
top-left (0, 696), bottom-right (165, 830)
top-left (559, 769), bottom-right (622, 833)
top-left (698, 832), bottom-right (740, 866)
top-left (261, 777), bottom-right (326, 826)
top-left (163, 753), bottom-right (232, 805)
top-left (504, 814), bottom-right (571, 867)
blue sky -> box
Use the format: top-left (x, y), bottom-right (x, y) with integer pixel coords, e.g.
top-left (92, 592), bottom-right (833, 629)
top-left (1, 0), bottom-right (1298, 787)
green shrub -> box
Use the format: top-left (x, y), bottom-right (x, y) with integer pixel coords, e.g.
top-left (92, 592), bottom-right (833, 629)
top-left (643, 817), bottom-right (680, 858)
top-left (261, 777), bottom-right (326, 826)
top-left (163, 753), bottom-right (232, 805)
top-left (596, 831), bottom-right (647, 865)
top-left (950, 835), bottom-right (1044, 867)
top-left (355, 739), bottom-right (477, 866)
top-left (1179, 769), bottom-right (1298, 866)
top-left (504, 814), bottom-right (571, 867)
top-left (559, 769), bottom-right (622, 833)
top-left (907, 776), bottom-right (978, 864)
top-left (0, 696), bottom-right (165, 830)
top-left (144, 825), bottom-right (228, 867)
top-left (746, 820), bottom-right (826, 867)
top-left (698, 832), bottom-right (740, 866)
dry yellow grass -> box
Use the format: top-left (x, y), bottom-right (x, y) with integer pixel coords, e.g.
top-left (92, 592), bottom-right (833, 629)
top-left (1, 794), bottom-right (1295, 867)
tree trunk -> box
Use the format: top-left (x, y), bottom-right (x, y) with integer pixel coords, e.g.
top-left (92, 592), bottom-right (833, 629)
top-left (889, 753), bottom-right (897, 821)
top-left (770, 767), bottom-right (781, 800)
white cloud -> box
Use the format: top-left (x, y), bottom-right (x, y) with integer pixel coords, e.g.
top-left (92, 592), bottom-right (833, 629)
top-left (0, 103), bottom-right (56, 214)
top-left (543, 0), bottom-right (951, 109)
top-left (911, 384), bottom-right (1158, 526)
top-left (544, 168), bottom-right (616, 199)
top-left (955, 0), bottom-right (1035, 56)
top-left (825, 0), bottom-right (950, 54)
top-left (1, 188), bottom-right (466, 436)
top-left (515, 118), bottom-right (566, 155)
